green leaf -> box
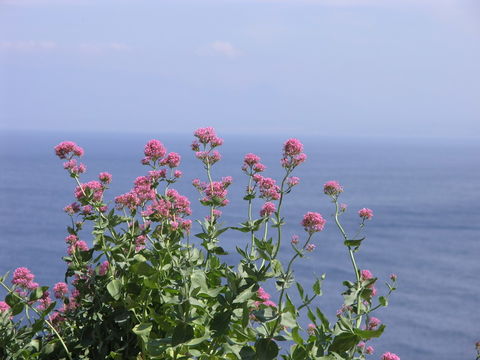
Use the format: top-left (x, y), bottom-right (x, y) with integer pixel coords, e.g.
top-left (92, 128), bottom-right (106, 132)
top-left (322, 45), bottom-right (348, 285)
top-left (329, 332), bottom-right (360, 354)
top-left (292, 345), bottom-right (308, 360)
top-left (353, 324), bottom-right (386, 340)
top-left (243, 194), bottom-right (255, 201)
top-left (5, 293), bottom-right (19, 307)
top-left (239, 346), bottom-right (256, 360)
top-left (29, 286), bottom-right (46, 302)
top-left (313, 276), bottom-right (325, 296)
top-left (211, 311), bottom-right (232, 335)
top-left (171, 323), bottom-right (194, 346)
top-left (11, 302), bottom-right (24, 316)
top-left (296, 282), bottom-right (305, 299)
top-left (344, 237), bottom-right (365, 247)
top-left (284, 294), bottom-right (296, 315)
top-left (133, 322), bottom-right (152, 343)
top-left (32, 318), bottom-right (45, 333)
top-left (291, 327), bottom-right (303, 344)
top-left (281, 311), bottom-right (297, 329)
top-left (255, 338), bottom-right (279, 360)
top-left (233, 285), bottom-right (255, 304)
top-left (379, 296), bottom-right (388, 307)
top-left (131, 261), bottom-right (155, 276)
top-left (212, 246), bottom-right (229, 255)
top-left (315, 307), bottom-right (330, 330)
top-left (107, 279), bottom-right (122, 300)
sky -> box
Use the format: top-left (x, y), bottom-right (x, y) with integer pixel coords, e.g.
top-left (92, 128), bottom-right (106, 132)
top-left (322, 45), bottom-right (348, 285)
top-left (0, 0), bottom-right (479, 138)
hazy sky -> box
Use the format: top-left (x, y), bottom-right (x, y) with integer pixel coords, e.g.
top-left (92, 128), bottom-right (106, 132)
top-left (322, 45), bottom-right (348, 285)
top-left (1, 0), bottom-right (479, 137)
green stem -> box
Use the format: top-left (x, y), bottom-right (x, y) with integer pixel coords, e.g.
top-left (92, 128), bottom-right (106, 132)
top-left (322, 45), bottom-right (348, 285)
top-left (269, 234), bottom-right (312, 337)
top-left (271, 170), bottom-right (290, 260)
top-left (333, 199), bottom-right (362, 328)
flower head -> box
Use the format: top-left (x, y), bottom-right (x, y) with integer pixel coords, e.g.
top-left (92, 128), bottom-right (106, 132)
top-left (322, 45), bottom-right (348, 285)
top-left (143, 139), bottom-right (166, 162)
top-left (12, 267), bottom-right (38, 290)
top-left (306, 243), bottom-right (316, 252)
top-left (74, 181), bottom-right (104, 202)
top-left (283, 138), bottom-right (303, 156)
top-left (361, 269), bottom-right (373, 280)
top-left (161, 152), bottom-right (181, 168)
top-left (358, 208), bottom-right (374, 220)
top-left (0, 301), bottom-right (11, 313)
top-left (381, 352), bottom-right (400, 360)
top-left (194, 127), bottom-right (223, 147)
top-left (291, 234), bottom-right (299, 245)
top-left (324, 180), bottom-right (343, 196)
top-left (53, 282), bottom-right (69, 299)
top-left (99, 261), bottom-right (109, 276)
top-left (98, 172), bottom-right (112, 184)
top-left (307, 323), bottom-right (316, 335)
top-left (287, 177), bottom-right (300, 187)
top-left (301, 212), bottom-right (326, 234)
top-left (260, 202), bottom-right (276, 217)
top-left (367, 316), bottom-right (381, 330)
top-left (54, 141), bottom-right (84, 159)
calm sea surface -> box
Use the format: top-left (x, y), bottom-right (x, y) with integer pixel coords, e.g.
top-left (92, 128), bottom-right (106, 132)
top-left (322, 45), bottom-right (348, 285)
top-left (0, 131), bottom-right (479, 359)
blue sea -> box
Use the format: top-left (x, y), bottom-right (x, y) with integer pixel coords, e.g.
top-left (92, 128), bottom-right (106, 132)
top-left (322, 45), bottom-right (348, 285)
top-left (0, 131), bottom-right (479, 359)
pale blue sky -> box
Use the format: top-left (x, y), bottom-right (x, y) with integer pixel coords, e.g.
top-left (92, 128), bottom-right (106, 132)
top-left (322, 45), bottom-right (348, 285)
top-left (1, 0), bottom-right (479, 137)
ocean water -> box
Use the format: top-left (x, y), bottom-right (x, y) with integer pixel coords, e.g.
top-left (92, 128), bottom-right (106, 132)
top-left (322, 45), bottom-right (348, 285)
top-left (0, 130), bottom-right (479, 359)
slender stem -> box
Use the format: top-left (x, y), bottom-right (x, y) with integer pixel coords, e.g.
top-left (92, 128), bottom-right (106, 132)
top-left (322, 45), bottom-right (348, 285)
top-left (271, 170), bottom-right (290, 260)
top-left (269, 234), bottom-right (312, 337)
top-left (333, 199), bottom-right (362, 328)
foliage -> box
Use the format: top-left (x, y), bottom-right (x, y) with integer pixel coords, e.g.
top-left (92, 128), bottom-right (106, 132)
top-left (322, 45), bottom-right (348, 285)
top-left (0, 129), bottom-right (399, 360)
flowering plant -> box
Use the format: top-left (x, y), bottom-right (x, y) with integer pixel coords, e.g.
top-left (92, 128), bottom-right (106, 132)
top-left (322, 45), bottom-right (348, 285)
top-left (0, 128), bottom-right (400, 360)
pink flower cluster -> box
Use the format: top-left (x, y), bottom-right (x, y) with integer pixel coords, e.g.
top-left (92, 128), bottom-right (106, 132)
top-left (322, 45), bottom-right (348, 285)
top-left (193, 177), bottom-right (232, 207)
top-left (281, 138), bottom-right (307, 168)
top-left (135, 235), bottom-right (146, 252)
top-left (99, 261), bottom-right (109, 276)
top-left (253, 175), bottom-right (281, 200)
top-left (324, 180), bottom-right (343, 196)
top-left (160, 152), bottom-right (181, 168)
top-left (287, 176), bottom-right (300, 187)
top-left (67, 240), bottom-right (89, 255)
top-left (193, 127), bottom-right (224, 147)
top-left (64, 202), bottom-right (81, 215)
top-left (306, 243), bottom-right (316, 252)
top-left (63, 159), bottom-right (86, 175)
top-left (367, 316), bottom-right (381, 330)
top-left (307, 323), bottom-right (316, 335)
top-left (0, 301), bottom-right (10, 312)
top-left (361, 269), bottom-right (377, 297)
top-left (53, 282), bottom-right (69, 299)
top-left (381, 352), bottom-right (400, 360)
top-left (291, 234), bottom-right (299, 245)
top-left (242, 153), bottom-right (266, 174)
top-left (98, 172), bottom-right (112, 184)
top-left (192, 128), bottom-right (224, 167)
top-left (260, 202), bottom-right (276, 217)
top-left (115, 172), bottom-right (163, 211)
top-left (11, 267), bottom-right (38, 291)
top-left (195, 150), bottom-right (222, 166)
top-left (36, 290), bottom-right (52, 311)
top-left (74, 181), bottom-right (104, 203)
top-left (54, 141), bottom-right (84, 159)
top-left (143, 139), bottom-right (166, 163)
top-left (142, 189), bottom-right (192, 231)
top-left (301, 212), bottom-right (326, 234)
top-left (359, 208), bottom-right (374, 220)
top-left (254, 287), bottom-right (277, 308)
top-left (358, 342), bottom-right (374, 354)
